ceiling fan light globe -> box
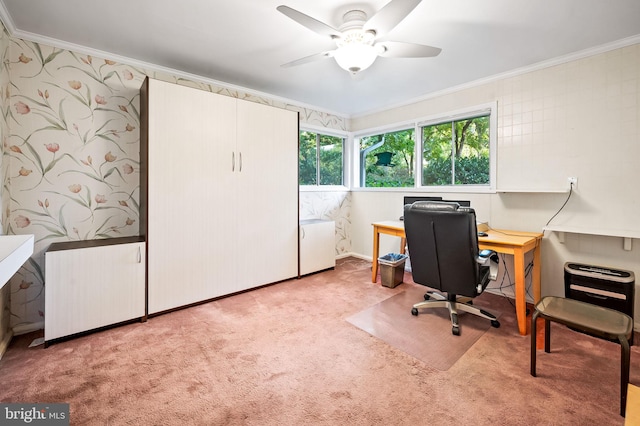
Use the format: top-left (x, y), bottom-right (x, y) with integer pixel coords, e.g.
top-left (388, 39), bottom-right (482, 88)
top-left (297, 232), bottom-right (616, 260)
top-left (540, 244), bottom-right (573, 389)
top-left (334, 44), bottom-right (377, 74)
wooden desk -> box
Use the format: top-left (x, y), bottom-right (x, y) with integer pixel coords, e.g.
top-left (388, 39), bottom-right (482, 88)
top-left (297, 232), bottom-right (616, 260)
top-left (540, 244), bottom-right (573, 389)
top-left (371, 220), bottom-right (543, 336)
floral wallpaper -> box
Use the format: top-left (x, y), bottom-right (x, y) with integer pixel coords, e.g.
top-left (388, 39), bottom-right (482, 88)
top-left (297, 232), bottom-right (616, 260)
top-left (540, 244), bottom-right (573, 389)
top-left (7, 37), bottom-right (144, 332)
top-left (300, 192), bottom-right (351, 256)
top-left (0, 22), bottom-right (10, 349)
top-left (2, 23), bottom-right (351, 334)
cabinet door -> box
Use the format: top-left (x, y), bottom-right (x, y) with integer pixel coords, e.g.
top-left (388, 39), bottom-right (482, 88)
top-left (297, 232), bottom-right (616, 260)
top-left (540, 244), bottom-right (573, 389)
top-left (147, 79), bottom-right (237, 314)
top-left (45, 242), bottom-right (145, 342)
top-left (235, 100), bottom-right (299, 291)
top-left (300, 221), bottom-right (336, 275)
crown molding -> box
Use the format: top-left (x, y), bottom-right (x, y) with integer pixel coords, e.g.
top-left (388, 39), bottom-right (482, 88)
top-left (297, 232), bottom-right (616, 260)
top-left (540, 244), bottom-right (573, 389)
top-left (352, 34), bottom-right (640, 119)
top-left (0, 13), bottom-right (349, 120)
top-left (0, 1), bottom-right (15, 34)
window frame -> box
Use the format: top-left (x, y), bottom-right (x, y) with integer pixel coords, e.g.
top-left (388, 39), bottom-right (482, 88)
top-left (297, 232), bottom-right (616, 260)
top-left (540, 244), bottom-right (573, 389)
top-left (299, 124), bottom-right (349, 191)
top-left (352, 102), bottom-right (497, 193)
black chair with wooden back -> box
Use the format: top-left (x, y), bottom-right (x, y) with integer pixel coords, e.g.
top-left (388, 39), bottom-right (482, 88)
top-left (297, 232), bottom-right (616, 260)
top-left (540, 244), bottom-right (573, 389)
top-left (404, 201), bottom-right (501, 335)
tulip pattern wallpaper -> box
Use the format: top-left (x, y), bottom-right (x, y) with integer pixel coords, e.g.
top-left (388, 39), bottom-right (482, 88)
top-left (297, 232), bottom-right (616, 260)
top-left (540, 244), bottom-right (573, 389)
top-left (0, 23), bottom-right (10, 348)
top-left (299, 191), bottom-right (351, 255)
top-left (0, 21), bottom-right (351, 338)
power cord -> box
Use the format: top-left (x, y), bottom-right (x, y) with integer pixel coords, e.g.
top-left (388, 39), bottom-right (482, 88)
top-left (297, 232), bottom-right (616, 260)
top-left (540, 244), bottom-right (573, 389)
top-left (496, 254), bottom-right (516, 309)
top-left (484, 181), bottom-right (573, 237)
top-left (545, 182), bottom-right (574, 227)
top-left (493, 253), bottom-right (534, 312)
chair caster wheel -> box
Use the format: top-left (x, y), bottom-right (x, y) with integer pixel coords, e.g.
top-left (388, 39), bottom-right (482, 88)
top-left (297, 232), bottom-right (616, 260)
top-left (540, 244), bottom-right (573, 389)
top-left (452, 326), bottom-right (460, 336)
top-left (411, 308), bottom-right (419, 316)
top-left (423, 293), bottom-right (430, 300)
top-left (491, 320), bottom-right (500, 328)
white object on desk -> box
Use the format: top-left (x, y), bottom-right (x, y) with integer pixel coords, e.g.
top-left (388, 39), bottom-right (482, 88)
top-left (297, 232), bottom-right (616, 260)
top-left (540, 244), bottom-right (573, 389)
top-left (477, 222), bottom-right (489, 233)
top-left (0, 234), bottom-right (34, 290)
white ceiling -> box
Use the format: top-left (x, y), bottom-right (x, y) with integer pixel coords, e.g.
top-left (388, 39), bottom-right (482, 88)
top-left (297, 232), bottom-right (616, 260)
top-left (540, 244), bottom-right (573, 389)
top-left (1, 0), bottom-right (639, 117)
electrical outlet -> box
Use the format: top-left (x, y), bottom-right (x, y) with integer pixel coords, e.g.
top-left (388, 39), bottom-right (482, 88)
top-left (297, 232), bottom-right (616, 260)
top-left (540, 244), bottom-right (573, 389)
top-left (568, 177), bottom-right (578, 190)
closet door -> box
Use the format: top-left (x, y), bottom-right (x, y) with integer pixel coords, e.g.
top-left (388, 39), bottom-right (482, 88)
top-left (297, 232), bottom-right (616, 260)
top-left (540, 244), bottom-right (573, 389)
top-left (147, 79), bottom-right (237, 314)
top-left (235, 100), bottom-right (299, 291)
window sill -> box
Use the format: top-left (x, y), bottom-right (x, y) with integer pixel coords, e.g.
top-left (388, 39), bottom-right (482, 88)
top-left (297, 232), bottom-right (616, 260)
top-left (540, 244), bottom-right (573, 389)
top-left (300, 185), bottom-right (349, 192)
top-left (349, 186), bottom-right (496, 194)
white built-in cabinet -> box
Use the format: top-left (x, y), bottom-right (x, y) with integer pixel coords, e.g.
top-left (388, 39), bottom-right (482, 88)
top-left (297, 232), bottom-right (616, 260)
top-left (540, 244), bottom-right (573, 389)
top-left (44, 237), bottom-right (146, 344)
top-left (141, 78), bottom-right (299, 314)
top-left (300, 220), bottom-right (335, 275)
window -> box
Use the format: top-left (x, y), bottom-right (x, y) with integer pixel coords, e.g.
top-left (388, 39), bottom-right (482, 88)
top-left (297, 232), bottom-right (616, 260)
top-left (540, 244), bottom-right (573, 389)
top-left (421, 113), bottom-right (492, 187)
top-left (355, 105), bottom-right (495, 190)
top-left (359, 128), bottom-right (415, 188)
top-left (299, 130), bottom-right (344, 186)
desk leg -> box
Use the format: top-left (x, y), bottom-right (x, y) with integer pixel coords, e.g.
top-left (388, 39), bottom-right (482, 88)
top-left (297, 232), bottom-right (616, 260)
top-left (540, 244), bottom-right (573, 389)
top-left (532, 241), bottom-right (542, 303)
top-left (514, 247), bottom-right (527, 336)
top-left (399, 238), bottom-right (406, 254)
top-left (372, 226), bottom-right (380, 283)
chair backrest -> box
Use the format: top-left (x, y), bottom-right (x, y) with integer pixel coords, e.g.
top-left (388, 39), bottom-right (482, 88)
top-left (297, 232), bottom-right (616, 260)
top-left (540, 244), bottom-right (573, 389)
top-left (404, 201), bottom-right (481, 297)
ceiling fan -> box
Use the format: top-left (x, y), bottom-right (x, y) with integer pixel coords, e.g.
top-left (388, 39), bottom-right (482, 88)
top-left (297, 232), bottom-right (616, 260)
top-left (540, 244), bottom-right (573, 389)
top-left (277, 0), bottom-right (441, 75)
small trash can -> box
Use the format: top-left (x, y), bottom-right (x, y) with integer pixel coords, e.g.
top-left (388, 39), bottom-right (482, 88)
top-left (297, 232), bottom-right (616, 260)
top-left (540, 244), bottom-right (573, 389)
top-left (378, 253), bottom-right (408, 288)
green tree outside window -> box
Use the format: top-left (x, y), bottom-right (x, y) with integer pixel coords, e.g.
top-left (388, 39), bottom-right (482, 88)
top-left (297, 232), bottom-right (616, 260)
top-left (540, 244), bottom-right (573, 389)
top-left (360, 129), bottom-right (415, 188)
top-left (299, 131), bottom-right (343, 186)
top-left (422, 115), bottom-right (490, 186)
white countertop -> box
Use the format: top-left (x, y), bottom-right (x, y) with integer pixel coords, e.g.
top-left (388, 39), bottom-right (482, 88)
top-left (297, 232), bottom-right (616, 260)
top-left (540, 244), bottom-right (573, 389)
top-left (0, 234), bottom-right (34, 290)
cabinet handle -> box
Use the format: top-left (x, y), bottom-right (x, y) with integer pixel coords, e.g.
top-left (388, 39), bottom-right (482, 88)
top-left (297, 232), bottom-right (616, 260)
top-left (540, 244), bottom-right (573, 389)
top-left (301, 227), bottom-right (305, 239)
top-left (137, 246), bottom-right (142, 263)
top-left (232, 152), bottom-right (235, 172)
top-left (239, 152), bottom-right (243, 172)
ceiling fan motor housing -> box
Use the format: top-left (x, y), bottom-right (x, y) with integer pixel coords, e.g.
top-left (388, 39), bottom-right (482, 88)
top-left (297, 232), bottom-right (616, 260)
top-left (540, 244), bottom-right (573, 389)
top-left (339, 10), bottom-right (369, 32)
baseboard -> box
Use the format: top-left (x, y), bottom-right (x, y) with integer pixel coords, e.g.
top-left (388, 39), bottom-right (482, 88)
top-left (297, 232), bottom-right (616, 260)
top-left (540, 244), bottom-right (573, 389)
top-left (0, 329), bottom-right (14, 360)
top-left (484, 287), bottom-right (519, 301)
top-left (12, 321), bottom-right (44, 336)
top-left (342, 252), bottom-right (371, 261)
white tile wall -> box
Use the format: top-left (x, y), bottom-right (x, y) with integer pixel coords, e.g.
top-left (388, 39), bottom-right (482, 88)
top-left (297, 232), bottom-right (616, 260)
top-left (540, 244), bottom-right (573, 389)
top-left (349, 43), bottom-right (640, 324)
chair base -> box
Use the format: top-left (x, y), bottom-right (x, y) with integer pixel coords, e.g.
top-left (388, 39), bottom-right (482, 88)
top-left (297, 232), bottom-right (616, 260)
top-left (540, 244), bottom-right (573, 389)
top-left (411, 291), bottom-right (500, 336)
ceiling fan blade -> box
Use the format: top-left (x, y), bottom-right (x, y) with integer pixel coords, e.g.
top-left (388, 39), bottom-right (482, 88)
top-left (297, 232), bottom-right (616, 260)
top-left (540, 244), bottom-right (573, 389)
top-left (277, 5), bottom-right (341, 39)
top-left (377, 41), bottom-right (441, 58)
top-left (281, 50), bottom-right (336, 68)
top-left (364, 0), bottom-right (423, 36)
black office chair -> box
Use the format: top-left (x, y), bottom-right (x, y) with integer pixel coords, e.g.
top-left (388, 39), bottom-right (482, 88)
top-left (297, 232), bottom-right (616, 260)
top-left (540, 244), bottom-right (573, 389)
top-left (404, 201), bottom-right (501, 336)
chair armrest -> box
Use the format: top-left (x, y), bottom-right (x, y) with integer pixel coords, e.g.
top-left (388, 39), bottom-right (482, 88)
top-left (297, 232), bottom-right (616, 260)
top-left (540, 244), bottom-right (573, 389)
top-left (476, 250), bottom-right (499, 281)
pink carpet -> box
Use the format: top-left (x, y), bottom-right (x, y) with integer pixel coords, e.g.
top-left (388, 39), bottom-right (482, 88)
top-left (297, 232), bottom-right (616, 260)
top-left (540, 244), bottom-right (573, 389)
top-left (0, 258), bottom-right (637, 425)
